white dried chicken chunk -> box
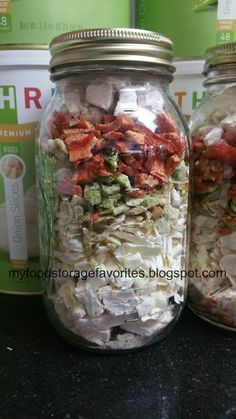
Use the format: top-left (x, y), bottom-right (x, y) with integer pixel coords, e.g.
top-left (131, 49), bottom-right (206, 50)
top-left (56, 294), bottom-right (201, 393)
top-left (85, 84), bottom-right (114, 111)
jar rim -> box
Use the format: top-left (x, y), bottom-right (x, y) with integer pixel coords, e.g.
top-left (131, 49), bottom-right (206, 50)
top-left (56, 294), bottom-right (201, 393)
top-left (49, 28), bottom-right (175, 76)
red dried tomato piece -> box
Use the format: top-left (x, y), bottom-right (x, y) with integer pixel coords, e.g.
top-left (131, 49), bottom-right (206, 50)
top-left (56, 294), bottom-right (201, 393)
top-left (112, 139), bottom-right (134, 154)
top-left (103, 131), bottom-right (125, 140)
top-left (64, 132), bottom-right (90, 145)
top-left (102, 114), bottom-right (116, 124)
top-left (73, 154), bottom-right (114, 184)
top-left (122, 155), bottom-right (143, 171)
top-left (193, 177), bottom-right (217, 193)
top-left (222, 215), bottom-right (236, 226)
top-left (222, 131), bottom-right (236, 145)
top-left (72, 165), bottom-right (94, 184)
top-left (63, 128), bottom-right (101, 139)
top-left (127, 189), bottom-right (150, 197)
top-left (203, 143), bottom-right (236, 168)
top-left (125, 130), bottom-right (147, 146)
top-left (118, 162), bottom-right (135, 177)
top-left (78, 115), bottom-right (95, 130)
top-left (216, 227), bottom-right (231, 235)
top-left (56, 177), bottom-right (83, 196)
top-left (161, 132), bottom-right (187, 156)
top-left (67, 134), bottom-right (97, 162)
top-left (165, 155), bottom-right (181, 176)
top-left (91, 212), bottom-right (100, 222)
top-left (227, 184), bottom-right (236, 199)
top-left (145, 155), bottom-right (168, 182)
top-left (52, 111), bottom-right (69, 131)
top-left (155, 112), bottom-right (176, 133)
top-left (96, 114), bottom-right (135, 133)
top-left (128, 122), bottom-right (176, 155)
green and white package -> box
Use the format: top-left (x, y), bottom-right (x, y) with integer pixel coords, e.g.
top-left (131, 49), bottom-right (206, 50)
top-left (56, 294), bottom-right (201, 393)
top-left (0, 49), bottom-right (52, 294)
top-left (217, 0), bottom-right (236, 43)
top-left (0, 0), bottom-right (131, 46)
top-left (135, 0), bottom-right (217, 58)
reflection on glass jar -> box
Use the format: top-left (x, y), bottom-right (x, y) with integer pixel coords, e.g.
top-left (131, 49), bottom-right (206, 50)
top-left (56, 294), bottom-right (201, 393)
top-left (188, 42), bottom-right (236, 331)
top-left (36, 28), bottom-right (190, 351)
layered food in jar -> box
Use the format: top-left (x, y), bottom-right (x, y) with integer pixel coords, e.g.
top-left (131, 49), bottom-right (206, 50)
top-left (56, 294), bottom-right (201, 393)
top-left (36, 29), bottom-right (190, 350)
top-left (189, 84), bottom-right (236, 330)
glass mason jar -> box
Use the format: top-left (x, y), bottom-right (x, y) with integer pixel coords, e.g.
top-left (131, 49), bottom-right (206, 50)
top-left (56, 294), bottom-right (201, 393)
top-left (36, 28), bottom-right (190, 351)
top-left (188, 42), bottom-right (236, 331)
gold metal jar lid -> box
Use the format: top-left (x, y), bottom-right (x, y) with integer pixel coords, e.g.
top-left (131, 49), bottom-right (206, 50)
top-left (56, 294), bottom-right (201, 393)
top-left (49, 28), bottom-right (174, 76)
top-left (204, 42), bottom-right (236, 75)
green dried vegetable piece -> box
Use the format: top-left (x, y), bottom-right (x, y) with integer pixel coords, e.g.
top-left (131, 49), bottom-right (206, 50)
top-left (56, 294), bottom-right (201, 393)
top-left (100, 194), bottom-right (122, 209)
top-left (116, 174), bottom-right (131, 189)
top-left (171, 161), bottom-right (187, 182)
top-left (142, 194), bottom-right (161, 209)
top-left (101, 184), bottom-right (121, 196)
top-left (126, 196), bottom-right (145, 207)
top-left (99, 176), bottom-right (116, 185)
top-left (112, 204), bottom-right (128, 215)
top-left (84, 183), bottom-right (101, 205)
top-left (105, 152), bottom-right (119, 170)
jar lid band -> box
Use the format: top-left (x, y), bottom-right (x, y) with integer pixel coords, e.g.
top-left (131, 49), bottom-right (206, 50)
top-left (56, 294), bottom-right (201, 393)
top-left (49, 28), bottom-right (175, 76)
top-left (204, 42), bottom-right (236, 75)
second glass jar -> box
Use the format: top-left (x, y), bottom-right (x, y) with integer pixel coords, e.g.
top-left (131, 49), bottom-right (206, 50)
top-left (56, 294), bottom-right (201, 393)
top-left (189, 42), bottom-right (236, 331)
